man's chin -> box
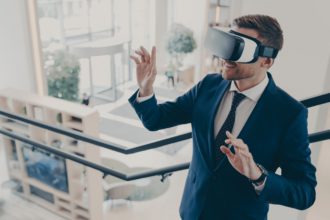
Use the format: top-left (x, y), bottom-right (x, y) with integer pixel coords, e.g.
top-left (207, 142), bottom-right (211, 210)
top-left (221, 70), bottom-right (237, 80)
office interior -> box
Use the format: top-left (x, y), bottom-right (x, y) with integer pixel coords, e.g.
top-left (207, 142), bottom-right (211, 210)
top-left (0, 0), bottom-right (329, 220)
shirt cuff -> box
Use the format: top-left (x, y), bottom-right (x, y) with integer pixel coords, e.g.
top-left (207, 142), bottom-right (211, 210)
top-left (136, 90), bottom-right (154, 103)
top-left (254, 177), bottom-right (267, 195)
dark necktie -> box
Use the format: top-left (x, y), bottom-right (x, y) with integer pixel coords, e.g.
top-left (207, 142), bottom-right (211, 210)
top-left (214, 91), bottom-right (246, 166)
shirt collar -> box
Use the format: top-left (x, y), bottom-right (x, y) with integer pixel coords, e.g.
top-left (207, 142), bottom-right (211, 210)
top-left (229, 74), bottom-right (269, 102)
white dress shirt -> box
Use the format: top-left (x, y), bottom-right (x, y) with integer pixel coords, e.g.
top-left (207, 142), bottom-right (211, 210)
top-left (136, 74), bottom-right (269, 192)
top-left (214, 75), bottom-right (269, 138)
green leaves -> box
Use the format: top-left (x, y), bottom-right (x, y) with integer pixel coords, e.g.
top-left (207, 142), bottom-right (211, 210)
top-left (45, 50), bottom-right (80, 102)
top-left (166, 23), bottom-right (197, 55)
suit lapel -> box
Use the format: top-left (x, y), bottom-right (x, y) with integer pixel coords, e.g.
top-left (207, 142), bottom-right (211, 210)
top-left (239, 73), bottom-right (277, 142)
top-left (207, 79), bottom-right (230, 168)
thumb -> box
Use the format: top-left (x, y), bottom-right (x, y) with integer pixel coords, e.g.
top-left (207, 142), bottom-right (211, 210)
top-left (151, 46), bottom-right (156, 64)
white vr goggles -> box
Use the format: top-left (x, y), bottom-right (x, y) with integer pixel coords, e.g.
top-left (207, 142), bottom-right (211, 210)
top-left (205, 28), bottom-right (279, 63)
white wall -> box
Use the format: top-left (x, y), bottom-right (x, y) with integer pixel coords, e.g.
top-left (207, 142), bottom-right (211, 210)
top-left (168, 0), bottom-right (209, 81)
top-left (239, 1), bottom-right (330, 220)
top-left (240, 0), bottom-right (330, 99)
top-left (0, 0), bottom-right (36, 92)
top-left (154, 0), bottom-right (169, 72)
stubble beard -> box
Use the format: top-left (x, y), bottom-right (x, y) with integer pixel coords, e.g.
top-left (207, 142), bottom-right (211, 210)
top-left (222, 67), bottom-right (241, 80)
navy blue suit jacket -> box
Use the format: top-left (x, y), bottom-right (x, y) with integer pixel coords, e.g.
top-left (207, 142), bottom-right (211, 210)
top-left (129, 73), bottom-right (317, 220)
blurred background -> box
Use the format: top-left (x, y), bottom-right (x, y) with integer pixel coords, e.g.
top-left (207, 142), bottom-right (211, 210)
top-left (0, 0), bottom-right (329, 220)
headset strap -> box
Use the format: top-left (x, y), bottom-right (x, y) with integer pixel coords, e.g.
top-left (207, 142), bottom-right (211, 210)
top-left (230, 30), bottom-right (279, 59)
top-left (258, 45), bottom-right (279, 59)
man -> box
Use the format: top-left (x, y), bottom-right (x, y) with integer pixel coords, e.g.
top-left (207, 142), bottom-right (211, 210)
top-left (81, 92), bottom-right (90, 106)
top-left (129, 15), bottom-right (316, 220)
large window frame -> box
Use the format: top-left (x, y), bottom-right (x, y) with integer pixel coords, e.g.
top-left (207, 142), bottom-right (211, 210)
top-left (27, 0), bottom-right (155, 100)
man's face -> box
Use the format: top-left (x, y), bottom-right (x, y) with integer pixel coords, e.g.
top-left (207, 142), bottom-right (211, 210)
top-left (221, 28), bottom-right (266, 81)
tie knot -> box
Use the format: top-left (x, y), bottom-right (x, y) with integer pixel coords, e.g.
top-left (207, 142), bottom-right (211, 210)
top-left (232, 91), bottom-right (246, 109)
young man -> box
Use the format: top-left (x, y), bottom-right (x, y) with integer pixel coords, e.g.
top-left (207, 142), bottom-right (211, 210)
top-left (129, 14), bottom-right (316, 220)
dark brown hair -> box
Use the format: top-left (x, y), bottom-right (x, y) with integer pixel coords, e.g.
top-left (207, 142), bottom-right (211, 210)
top-left (233, 14), bottom-right (284, 50)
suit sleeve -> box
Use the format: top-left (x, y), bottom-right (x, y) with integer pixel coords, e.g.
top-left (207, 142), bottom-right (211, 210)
top-left (258, 108), bottom-right (317, 210)
top-left (128, 77), bottom-right (205, 131)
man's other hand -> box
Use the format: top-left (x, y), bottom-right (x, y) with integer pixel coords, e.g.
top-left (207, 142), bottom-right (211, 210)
top-left (220, 131), bottom-right (262, 180)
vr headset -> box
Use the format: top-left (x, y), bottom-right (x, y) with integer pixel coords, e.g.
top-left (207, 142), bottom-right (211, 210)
top-left (205, 28), bottom-right (279, 63)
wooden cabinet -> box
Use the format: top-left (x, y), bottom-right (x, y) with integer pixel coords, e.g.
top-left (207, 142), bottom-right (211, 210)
top-left (177, 65), bottom-right (195, 85)
top-left (0, 89), bottom-right (102, 220)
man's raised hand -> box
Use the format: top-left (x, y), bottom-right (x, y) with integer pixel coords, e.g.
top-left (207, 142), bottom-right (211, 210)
top-left (130, 46), bottom-right (157, 97)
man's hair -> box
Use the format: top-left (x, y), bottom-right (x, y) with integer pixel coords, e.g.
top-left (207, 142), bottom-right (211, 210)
top-left (233, 14), bottom-right (284, 50)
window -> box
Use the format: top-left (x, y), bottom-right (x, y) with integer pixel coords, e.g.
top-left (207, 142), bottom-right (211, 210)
top-left (33, 0), bottom-right (154, 102)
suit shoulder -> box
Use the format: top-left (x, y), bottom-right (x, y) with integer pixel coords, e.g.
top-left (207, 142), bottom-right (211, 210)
top-left (274, 86), bottom-right (307, 115)
top-left (205, 72), bottom-right (223, 80)
top-left (200, 73), bottom-right (223, 86)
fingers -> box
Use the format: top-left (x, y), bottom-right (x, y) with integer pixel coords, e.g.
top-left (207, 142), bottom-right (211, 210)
top-left (131, 46), bottom-right (155, 65)
top-left (147, 46), bottom-right (157, 77)
top-left (130, 55), bottom-right (141, 65)
top-left (140, 46), bottom-right (151, 63)
top-left (221, 144), bottom-right (253, 166)
top-left (237, 149), bottom-right (252, 159)
top-left (225, 138), bottom-right (248, 151)
top-left (225, 131), bottom-right (249, 152)
top-left (148, 64), bottom-right (157, 78)
top-left (220, 145), bottom-right (234, 160)
top-left (225, 131), bottom-right (235, 140)
top-left (151, 46), bottom-right (156, 65)
top-left (134, 50), bottom-right (146, 62)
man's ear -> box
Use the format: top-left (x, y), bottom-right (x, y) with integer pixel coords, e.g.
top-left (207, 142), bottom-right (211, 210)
top-left (260, 57), bottom-right (274, 69)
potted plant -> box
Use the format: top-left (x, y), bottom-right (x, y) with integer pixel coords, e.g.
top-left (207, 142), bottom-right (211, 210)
top-left (44, 50), bottom-right (80, 102)
top-left (166, 23), bottom-right (197, 69)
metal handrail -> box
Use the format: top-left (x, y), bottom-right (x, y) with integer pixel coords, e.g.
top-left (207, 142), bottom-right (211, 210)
top-left (301, 92), bottom-right (330, 108)
top-left (0, 92), bottom-right (329, 180)
top-left (0, 109), bottom-right (191, 154)
top-left (0, 92), bottom-right (329, 155)
top-left (309, 129), bottom-right (330, 143)
top-left (0, 128), bottom-right (190, 181)
top-left (0, 128), bottom-right (329, 181)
